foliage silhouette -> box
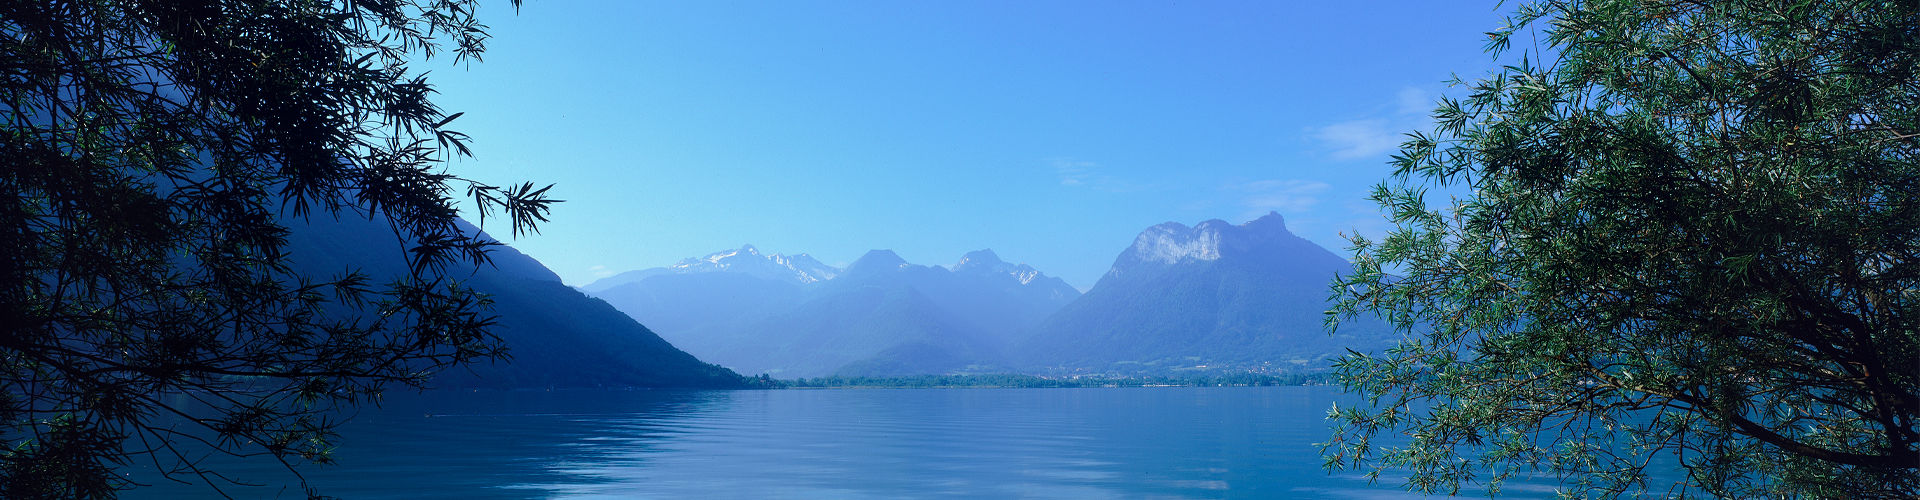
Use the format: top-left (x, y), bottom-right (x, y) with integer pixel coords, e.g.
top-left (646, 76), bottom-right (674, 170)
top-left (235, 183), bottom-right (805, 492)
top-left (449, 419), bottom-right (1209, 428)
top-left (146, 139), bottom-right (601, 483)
top-left (1325, 0), bottom-right (1919, 497)
top-left (1, 0), bottom-right (555, 497)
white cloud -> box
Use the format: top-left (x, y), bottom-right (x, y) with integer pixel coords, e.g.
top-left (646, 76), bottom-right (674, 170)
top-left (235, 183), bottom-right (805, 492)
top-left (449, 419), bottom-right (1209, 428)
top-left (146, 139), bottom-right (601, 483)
top-left (1234, 179), bottom-right (1332, 216)
top-left (1047, 158), bottom-right (1139, 192)
top-left (1310, 119), bottom-right (1402, 161)
top-left (588, 264), bottom-right (613, 278)
top-left (1396, 87), bottom-right (1434, 116)
top-left (1308, 85), bottom-right (1434, 161)
top-left (1051, 158), bottom-right (1097, 186)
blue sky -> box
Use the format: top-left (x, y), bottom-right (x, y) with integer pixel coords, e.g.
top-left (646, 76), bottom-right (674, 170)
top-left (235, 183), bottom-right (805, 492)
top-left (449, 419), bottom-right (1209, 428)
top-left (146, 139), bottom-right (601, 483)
top-left (431, 1), bottom-right (1507, 290)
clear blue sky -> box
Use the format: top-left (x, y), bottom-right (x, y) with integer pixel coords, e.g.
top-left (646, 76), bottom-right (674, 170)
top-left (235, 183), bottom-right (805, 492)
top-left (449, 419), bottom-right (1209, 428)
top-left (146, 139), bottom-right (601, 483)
top-left (430, 1), bottom-right (1508, 290)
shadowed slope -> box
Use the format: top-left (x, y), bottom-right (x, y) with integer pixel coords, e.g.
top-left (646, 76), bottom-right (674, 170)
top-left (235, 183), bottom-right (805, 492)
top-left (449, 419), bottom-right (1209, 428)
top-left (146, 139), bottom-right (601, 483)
top-left (1021, 213), bottom-right (1393, 375)
top-left (285, 215), bottom-right (748, 389)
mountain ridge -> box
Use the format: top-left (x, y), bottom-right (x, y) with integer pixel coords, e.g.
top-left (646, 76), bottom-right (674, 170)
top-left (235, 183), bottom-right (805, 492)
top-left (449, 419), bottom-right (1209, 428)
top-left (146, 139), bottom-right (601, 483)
top-left (587, 245), bottom-right (1078, 377)
top-left (582, 244), bottom-right (838, 293)
top-left (1019, 212), bottom-right (1394, 375)
top-left (580, 212), bottom-right (1389, 379)
top-left (284, 215), bottom-right (749, 389)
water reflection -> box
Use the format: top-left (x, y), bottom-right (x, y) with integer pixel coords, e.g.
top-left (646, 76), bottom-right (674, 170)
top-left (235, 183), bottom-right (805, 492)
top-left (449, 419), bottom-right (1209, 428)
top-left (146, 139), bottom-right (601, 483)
top-left (128, 390), bottom-right (731, 499)
top-left (128, 387), bottom-right (1571, 499)
top-left (500, 388), bottom-right (1431, 499)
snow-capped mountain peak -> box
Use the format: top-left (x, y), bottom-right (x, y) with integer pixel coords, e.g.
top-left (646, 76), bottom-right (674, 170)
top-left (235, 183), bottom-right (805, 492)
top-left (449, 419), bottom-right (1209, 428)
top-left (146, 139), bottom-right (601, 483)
top-left (769, 252), bottom-right (838, 283)
top-left (951, 249), bottom-right (1071, 291)
top-left (670, 244), bottom-right (756, 272)
top-left (953, 249), bottom-right (1009, 273)
top-left (1007, 264), bottom-right (1043, 285)
top-left (583, 244), bottom-right (842, 289)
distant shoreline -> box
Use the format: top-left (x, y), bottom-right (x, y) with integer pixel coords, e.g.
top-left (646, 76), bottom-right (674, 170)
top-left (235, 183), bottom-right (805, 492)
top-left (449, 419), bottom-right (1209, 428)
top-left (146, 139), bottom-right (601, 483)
top-left (777, 373), bottom-right (1328, 389)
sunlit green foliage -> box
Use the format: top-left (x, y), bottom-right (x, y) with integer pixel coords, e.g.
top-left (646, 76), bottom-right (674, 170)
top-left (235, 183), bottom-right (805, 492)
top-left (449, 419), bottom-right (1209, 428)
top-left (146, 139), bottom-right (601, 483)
top-left (1, 0), bottom-right (551, 497)
top-left (1324, 0), bottom-right (1918, 497)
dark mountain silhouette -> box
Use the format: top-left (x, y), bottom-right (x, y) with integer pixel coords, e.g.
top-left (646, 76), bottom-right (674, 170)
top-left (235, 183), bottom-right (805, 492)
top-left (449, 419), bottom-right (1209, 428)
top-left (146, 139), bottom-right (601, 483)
top-left (284, 215), bottom-right (748, 389)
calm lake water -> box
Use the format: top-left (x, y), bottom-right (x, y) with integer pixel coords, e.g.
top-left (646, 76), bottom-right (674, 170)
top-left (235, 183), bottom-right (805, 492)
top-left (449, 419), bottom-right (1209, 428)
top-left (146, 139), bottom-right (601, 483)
top-left (128, 386), bottom-right (1571, 499)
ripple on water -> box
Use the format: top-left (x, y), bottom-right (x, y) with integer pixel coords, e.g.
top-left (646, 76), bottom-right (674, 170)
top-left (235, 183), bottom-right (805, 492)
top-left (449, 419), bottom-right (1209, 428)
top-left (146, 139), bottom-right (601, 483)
top-left (124, 387), bottom-right (1617, 499)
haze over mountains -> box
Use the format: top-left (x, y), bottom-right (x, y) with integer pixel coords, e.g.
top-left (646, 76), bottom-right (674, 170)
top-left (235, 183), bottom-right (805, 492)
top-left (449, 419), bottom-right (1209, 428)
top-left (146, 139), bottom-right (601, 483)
top-left (1021, 213), bottom-right (1395, 375)
top-left (283, 216), bottom-right (750, 389)
top-left (582, 245), bottom-right (838, 293)
top-left (273, 210), bottom-right (1390, 386)
top-left (585, 212), bottom-right (1394, 378)
top-left (586, 246), bottom-right (1080, 377)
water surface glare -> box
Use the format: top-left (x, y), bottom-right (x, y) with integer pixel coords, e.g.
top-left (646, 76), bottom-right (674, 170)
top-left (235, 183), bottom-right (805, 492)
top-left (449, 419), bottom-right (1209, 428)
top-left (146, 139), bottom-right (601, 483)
top-left (128, 386), bottom-right (1559, 499)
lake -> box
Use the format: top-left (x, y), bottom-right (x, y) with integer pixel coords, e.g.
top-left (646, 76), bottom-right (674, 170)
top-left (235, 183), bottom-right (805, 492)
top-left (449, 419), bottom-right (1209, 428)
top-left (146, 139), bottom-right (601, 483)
top-left (127, 386), bottom-right (1569, 499)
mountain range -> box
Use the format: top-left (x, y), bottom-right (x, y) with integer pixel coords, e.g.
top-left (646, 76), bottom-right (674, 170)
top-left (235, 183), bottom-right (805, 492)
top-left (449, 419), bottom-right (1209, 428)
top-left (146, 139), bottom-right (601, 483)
top-left (584, 212), bottom-right (1394, 378)
top-left (264, 207), bottom-right (1389, 387)
top-left (586, 246), bottom-right (1080, 377)
top-left (582, 244), bottom-right (838, 293)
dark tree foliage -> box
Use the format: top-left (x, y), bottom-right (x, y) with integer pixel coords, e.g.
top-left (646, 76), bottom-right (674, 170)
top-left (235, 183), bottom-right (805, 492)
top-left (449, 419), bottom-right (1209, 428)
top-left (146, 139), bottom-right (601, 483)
top-left (1, 0), bottom-right (552, 497)
top-left (1324, 0), bottom-right (1918, 497)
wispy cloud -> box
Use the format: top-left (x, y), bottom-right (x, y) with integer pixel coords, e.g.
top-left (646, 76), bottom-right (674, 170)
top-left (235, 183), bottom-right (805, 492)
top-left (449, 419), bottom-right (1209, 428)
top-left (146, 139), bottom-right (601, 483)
top-left (1309, 86), bottom-right (1435, 161)
top-left (1048, 158), bottom-right (1137, 192)
top-left (1232, 179), bottom-right (1332, 217)
top-left (1310, 119), bottom-right (1401, 161)
top-left (588, 264), bottom-right (613, 279)
top-left (1396, 87), bottom-right (1434, 116)
top-left (1051, 158), bottom-right (1098, 187)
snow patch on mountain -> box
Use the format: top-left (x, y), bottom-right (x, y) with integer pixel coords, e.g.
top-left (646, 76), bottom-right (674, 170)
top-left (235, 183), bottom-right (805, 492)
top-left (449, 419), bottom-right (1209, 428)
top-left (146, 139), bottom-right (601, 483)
top-left (954, 249), bottom-right (1057, 286)
top-left (583, 244), bottom-right (842, 289)
top-left (770, 253), bottom-right (838, 283)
